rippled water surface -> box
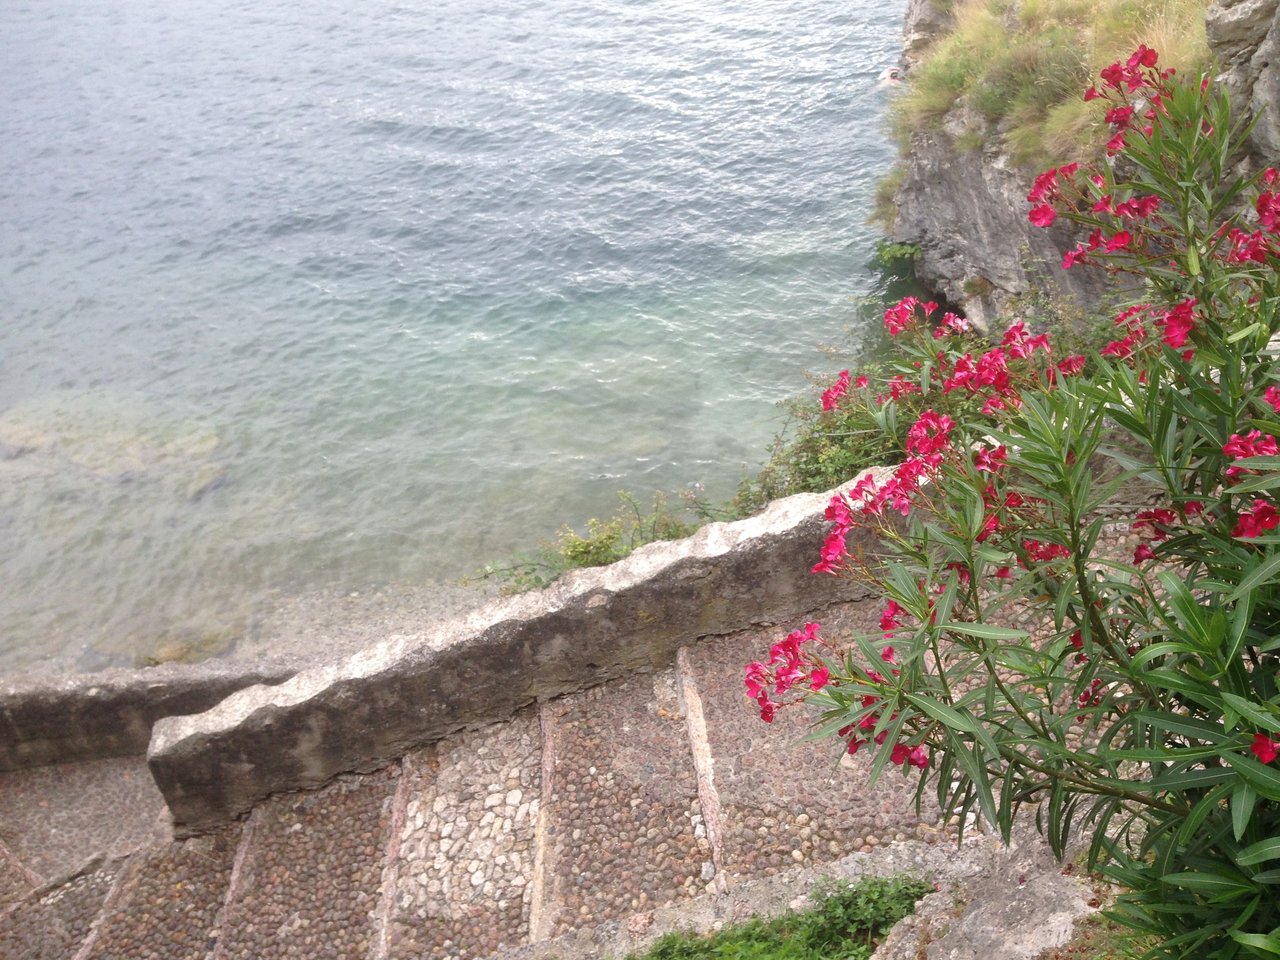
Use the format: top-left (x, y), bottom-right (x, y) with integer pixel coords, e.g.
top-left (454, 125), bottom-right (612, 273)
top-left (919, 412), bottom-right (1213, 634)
top-left (1, 0), bottom-right (904, 671)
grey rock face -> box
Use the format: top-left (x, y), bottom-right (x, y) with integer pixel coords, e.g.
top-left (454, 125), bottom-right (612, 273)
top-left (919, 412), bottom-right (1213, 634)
top-left (891, 109), bottom-right (1112, 329)
top-left (892, 2), bottom-right (1280, 323)
top-left (902, 0), bottom-right (953, 67)
top-left (1208, 0), bottom-right (1280, 158)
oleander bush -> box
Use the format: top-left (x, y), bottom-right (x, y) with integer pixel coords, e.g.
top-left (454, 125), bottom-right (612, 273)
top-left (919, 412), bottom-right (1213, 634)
top-left (748, 51), bottom-right (1280, 958)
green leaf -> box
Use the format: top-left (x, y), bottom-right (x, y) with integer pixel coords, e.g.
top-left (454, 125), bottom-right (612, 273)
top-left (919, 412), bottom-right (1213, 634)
top-left (1163, 870), bottom-right (1253, 898)
top-left (1135, 710), bottom-right (1225, 744)
top-left (1233, 782), bottom-right (1258, 840)
top-left (1230, 931), bottom-right (1280, 956)
top-left (1223, 752), bottom-right (1280, 801)
top-left (903, 694), bottom-right (977, 734)
top-left (937, 622), bottom-right (1029, 641)
top-left (1237, 837), bottom-right (1280, 867)
top-left (1229, 551), bottom-right (1280, 602)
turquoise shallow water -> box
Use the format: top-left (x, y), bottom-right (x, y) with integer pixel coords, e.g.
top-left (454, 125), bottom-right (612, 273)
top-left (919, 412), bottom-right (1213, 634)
top-left (0, 0), bottom-right (904, 671)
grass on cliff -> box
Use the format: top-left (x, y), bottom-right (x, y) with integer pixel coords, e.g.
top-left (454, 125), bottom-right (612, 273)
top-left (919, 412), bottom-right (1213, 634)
top-left (894, 0), bottom-right (1210, 166)
top-left (624, 876), bottom-right (932, 960)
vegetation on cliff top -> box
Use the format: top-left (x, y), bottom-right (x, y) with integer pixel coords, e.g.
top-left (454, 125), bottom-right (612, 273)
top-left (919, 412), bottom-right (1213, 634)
top-left (895, 0), bottom-right (1209, 166)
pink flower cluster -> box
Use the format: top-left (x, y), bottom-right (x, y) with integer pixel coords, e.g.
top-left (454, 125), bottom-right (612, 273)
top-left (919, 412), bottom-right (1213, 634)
top-left (838, 697), bottom-right (928, 768)
top-left (885, 296), bottom-right (939, 336)
top-left (1234, 500), bottom-right (1280, 539)
top-left (1224, 430), bottom-right (1279, 480)
top-left (743, 622), bottom-right (830, 723)
top-left (821, 370), bottom-right (851, 411)
top-left (813, 409), bottom-right (956, 575)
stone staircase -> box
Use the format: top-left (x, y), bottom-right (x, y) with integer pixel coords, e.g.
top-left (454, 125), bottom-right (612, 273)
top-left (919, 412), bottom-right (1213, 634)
top-left (0, 605), bottom-right (964, 960)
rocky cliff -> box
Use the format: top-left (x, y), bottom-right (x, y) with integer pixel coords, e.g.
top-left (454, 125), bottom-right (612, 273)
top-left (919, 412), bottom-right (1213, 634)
top-left (890, 0), bottom-right (1279, 326)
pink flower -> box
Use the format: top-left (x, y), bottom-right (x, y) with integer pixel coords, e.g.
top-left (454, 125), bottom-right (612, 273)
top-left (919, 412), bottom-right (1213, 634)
top-left (974, 444), bottom-right (1008, 473)
top-left (994, 566), bottom-right (1012, 579)
top-left (1105, 105), bottom-right (1135, 128)
top-left (1129, 45), bottom-right (1159, 68)
top-left (821, 370), bottom-right (851, 411)
top-left (1029, 203), bottom-right (1056, 227)
top-left (1063, 245), bottom-right (1089, 269)
top-left (1234, 500), bottom-right (1280, 538)
top-left (1134, 508), bottom-right (1178, 541)
top-left (1157, 298), bottom-right (1197, 348)
top-left (884, 297), bottom-right (920, 336)
top-left (1027, 168), bottom-right (1061, 204)
top-left (1252, 733), bottom-right (1280, 764)
top-left (1265, 385), bottom-right (1280, 412)
top-left (1106, 230), bottom-right (1133, 251)
top-left (1057, 354), bottom-right (1086, 376)
top-left (809, 667), bottom-right (831, 691)
top-left (1225, 228), bottom-right (1270, 264)
top-left (881, 646), bottom-right (898, 665)
top-left (879, 600), bottom-right (904, 635)
top-left (1224, 430), bottom-right (1279, 479)
top-left (1134, 543), bottom-right (1156, 562)
top-left (906, 410), bottom-right (954, 456)
top-left (854, 374), bottom-right (869, 389)
top-left (1022, 539), bottom-right (1070, 564)
top-left (890, 743), bottom-right (912, 765)
top-left (1258, 192), bottom-right (1280, 233)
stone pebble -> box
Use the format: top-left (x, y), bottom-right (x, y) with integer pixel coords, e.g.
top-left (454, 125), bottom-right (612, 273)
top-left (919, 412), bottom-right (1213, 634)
top-left (389, 715), bottom-right (541, 960)
top-left (82, 827), bottom-right (240, 960)
top-left (217, 772), bottom-right (392, 960)
top-left (0, 860), bottom-right (119, 960)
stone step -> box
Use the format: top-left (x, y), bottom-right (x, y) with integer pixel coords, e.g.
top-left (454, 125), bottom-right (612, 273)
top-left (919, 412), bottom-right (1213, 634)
top-left (211, 771), bottom-right (396, 960)
top-left (0, 756), bottom-right (167, 884)
top-left (78, 826), bottom-right (241, 960)
top-left (0, 856), bottom-right (124, 960)
top-left (0, 609), bottom-right (956, 960)
top-left (537, 668), bottom-right (710, 938)
top-left (382, 711), bottom-right (543, 960)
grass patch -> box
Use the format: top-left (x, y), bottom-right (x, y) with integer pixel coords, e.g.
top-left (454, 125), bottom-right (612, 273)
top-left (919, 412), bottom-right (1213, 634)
top-left (473, 491), bottom-right (697, 592)
top-left (625, 876), bottom-right (932, 960)
top-left (894, 0), bottom-right (1210, 166)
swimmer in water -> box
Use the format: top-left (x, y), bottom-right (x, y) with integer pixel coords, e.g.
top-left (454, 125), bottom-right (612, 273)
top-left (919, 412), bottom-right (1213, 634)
top-left (876, 66), bottom-right (905, 89)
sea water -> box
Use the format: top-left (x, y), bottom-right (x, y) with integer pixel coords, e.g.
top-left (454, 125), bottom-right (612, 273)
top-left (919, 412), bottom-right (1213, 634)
top-left (0, 0), bottom-right (905, 671)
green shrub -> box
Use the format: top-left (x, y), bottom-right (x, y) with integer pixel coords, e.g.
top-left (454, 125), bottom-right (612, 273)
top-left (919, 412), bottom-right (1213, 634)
top-left (627, 875), bottom-right (932, 960)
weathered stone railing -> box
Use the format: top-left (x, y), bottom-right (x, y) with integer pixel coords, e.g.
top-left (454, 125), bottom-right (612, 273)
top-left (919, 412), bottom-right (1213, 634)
top-left (0, 661), bottom-right (296, 772)
top-left (146, 484), bottom-right (881, 835)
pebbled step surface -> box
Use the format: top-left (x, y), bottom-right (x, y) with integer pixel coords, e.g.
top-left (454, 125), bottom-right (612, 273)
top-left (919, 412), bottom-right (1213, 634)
top-left (215, 772), bottom-right (394, 960)
top-left (387, 713), bottom-right (542, 960)
top-left (0, 846), bottom-right (34, 910)
top-left (82, 826), bottom-right (241, 960)
top-left (685, 621), bottom-right (944, 883)
top-left (0, 858), bottom-right (121, 960)
top-left (540, 669), bottom-right (708, 938)
top-left (0, 756), bottom-right (166, 882)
